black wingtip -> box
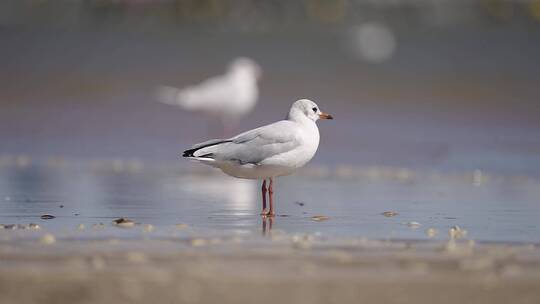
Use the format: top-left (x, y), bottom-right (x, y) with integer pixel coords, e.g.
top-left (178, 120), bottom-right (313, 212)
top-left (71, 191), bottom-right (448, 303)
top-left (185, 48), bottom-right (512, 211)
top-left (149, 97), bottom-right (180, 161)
top-left (181, 139), bottom-right (232, 159)
top-left (182, 149), bottom-right (196, 158)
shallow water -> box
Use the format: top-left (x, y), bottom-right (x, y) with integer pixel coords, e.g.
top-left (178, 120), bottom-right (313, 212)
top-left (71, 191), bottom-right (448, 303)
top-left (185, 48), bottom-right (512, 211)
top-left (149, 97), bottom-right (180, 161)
top-left (1, 162), bottom-right (539, 243)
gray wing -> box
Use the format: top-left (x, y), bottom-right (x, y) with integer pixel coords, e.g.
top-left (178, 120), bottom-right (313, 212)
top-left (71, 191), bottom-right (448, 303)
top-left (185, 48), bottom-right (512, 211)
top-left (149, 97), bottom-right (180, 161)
top-left (190, 120), bottom-right (301, 164)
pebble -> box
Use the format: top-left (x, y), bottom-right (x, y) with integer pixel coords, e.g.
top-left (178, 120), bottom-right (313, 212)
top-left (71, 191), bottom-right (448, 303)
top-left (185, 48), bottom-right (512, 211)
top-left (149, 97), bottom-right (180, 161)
top-left (77, 224), bottom-right (86, 230)
top-left (311, 215), bottom-right (329, 222)
top-left (381, 211), bottom-right (398, 217)
top-left (175, 223), bottom-right (188, 229)
top-left (295, 202), bottom-right (305, 207)
top-left (40, 233), bottom-right (56, 245)
top-left (40, 214), bottom-right (56, 220)
top-left (112, 218), bottom-right (136, 228)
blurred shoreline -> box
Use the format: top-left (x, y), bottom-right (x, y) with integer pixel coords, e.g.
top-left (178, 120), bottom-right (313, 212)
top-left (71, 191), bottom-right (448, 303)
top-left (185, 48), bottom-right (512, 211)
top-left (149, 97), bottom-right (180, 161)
top-left (1, 235), bottom-right (540, 304)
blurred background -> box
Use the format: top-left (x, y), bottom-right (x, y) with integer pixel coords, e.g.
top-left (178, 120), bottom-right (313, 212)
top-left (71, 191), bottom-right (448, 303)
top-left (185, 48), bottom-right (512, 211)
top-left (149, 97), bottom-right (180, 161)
top-left (3, 5), bottom-right (540, 303)
top-left (1, 0), bottom-right (540, 175)
top-left (1, 0), bottom-right (540, 243)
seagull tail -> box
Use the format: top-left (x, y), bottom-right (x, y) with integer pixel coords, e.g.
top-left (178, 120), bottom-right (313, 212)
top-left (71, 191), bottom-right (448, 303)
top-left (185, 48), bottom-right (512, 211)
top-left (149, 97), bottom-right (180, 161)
top-left (156, 85), bottom-right (202, 110)
top-left (155, 85), bottom-right (182, 106)
top-left (182, 139), bottom-right (233, 158)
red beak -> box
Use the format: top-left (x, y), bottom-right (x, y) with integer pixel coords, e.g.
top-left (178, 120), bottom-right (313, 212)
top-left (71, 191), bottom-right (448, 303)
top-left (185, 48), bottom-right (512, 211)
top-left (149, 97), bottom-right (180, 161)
top-left (319, 112), bottom-right (334, 120)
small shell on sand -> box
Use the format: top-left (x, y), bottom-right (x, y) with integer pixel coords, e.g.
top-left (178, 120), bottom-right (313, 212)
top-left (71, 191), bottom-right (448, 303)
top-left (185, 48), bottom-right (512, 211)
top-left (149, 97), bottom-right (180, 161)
top-left (77, 224), bottom-right (85, 230)
top-left (449, 226), bottom-right (467, 239)
top-left (311, 216), bottom-right (330, 222)
top-left (28, 223), bottom-right (41, 230)
top-left (40, 214), bottom-right (56, 220)
top-left (40, 233), bottom-right (56, 245)
top-left (112, 218), bottom-right (135, 228)
top-left (1, 223), bottom-right (41, 230)
top-left (381, 211), bottom-right (398, 217)
top-left (5, 224), bottom-right (25, 230)
top-left (175, 223), bottom-right (189, 229)
top-left (405, 221), bottom-right (422, 229)
top-left (425, 228), bottom-right (438, 237)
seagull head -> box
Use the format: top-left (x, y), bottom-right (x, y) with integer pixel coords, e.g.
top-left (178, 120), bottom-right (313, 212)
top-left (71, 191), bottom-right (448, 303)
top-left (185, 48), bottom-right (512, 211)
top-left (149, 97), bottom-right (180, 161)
top-left (229, 57), bottom-right (262, 80)
top-left (289, 99), bottom-right (333, 123)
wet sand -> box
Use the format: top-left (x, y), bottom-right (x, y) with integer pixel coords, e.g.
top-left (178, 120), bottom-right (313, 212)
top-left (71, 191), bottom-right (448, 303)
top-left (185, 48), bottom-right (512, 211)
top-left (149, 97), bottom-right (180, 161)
top-left (1, 232), bottom-right (540, 304)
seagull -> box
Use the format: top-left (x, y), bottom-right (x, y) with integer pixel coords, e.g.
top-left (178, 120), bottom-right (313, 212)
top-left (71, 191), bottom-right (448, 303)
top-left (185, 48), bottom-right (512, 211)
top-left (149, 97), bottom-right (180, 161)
top-left (157, 57), bottom-right (262, 136)
top-left (183, 99), bottom-right (333, 216)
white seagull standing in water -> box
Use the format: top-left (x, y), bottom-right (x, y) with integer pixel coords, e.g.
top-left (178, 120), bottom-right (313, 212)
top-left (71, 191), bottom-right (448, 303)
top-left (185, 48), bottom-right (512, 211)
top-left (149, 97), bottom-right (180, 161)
top-left (157, 57), bottom-right (261, 136)
top-left (183, 99), bottom-right (333, 216)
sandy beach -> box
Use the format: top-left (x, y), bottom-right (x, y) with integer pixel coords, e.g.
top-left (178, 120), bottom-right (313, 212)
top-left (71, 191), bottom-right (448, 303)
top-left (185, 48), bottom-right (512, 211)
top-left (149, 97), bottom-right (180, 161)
top-left (1, 231), bottom-right (540, 304)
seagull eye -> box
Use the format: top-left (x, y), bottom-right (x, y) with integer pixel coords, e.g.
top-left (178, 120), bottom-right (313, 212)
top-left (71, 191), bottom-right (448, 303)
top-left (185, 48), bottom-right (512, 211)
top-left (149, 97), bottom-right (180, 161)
top-left (312, 107), bottom-right (317, 113)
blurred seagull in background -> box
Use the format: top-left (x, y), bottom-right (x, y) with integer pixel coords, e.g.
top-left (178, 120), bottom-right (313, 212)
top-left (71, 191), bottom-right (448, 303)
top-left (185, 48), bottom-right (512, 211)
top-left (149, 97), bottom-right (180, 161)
top-left (183, 99), bottom-right (333, 217)
top-left (157, 57), bottom-right (262, 136)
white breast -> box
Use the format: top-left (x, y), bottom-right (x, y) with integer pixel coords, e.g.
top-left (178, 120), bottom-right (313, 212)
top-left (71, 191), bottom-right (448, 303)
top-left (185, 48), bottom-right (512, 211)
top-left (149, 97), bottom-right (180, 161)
top-left (261, 121), bottom-right (319, 169)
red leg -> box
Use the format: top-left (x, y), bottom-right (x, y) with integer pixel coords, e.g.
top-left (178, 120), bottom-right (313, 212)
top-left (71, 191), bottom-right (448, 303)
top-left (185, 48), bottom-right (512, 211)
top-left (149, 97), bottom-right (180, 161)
top-left (260, 179), bottom-right (268, 215)
top-left (268, 178), bottom-right (275, 217)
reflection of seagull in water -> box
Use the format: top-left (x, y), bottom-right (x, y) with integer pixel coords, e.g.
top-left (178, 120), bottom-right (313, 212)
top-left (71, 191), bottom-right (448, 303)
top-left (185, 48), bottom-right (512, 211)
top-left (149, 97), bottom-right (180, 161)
top-left (182, 99), bottom-right (333, 217)
top-left (182, 177), bottom-right (257, 213)
top-left (157, 57), bottom-right (262, 136)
